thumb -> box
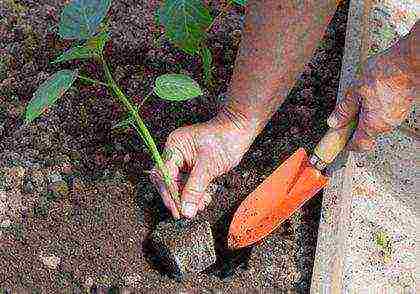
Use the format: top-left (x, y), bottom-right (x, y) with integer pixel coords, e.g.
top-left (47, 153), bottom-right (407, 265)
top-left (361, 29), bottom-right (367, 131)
top-left (327, 88), bottom-right (361, 129)
top-left (180, 160), bottom-right (212, 218)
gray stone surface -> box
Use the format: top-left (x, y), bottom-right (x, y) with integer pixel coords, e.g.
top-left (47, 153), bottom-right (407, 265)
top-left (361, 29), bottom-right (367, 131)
top-left (310, 0), bottom-right (418, 293)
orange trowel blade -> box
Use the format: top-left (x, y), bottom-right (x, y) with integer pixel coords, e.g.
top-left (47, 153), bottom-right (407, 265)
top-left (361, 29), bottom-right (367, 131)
top-left (227, 148), bottom-right (328, 249)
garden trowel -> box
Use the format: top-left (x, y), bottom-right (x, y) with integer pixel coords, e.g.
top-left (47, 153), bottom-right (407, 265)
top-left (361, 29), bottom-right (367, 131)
top-left (227, 121), bottom-right (356, 249)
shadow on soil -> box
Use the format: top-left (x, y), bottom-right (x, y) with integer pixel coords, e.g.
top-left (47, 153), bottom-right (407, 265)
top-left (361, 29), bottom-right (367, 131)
top-left (206, 204), bottom-right (254, 280)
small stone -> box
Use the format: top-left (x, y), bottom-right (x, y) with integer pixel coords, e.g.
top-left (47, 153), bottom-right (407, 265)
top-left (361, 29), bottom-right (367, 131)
top-left (48, 180), bottom-right (69, 197)
top-left (54, 155), bottom-right (72, 174)
top-left (40, 254), bottom-right (61, 270)
top-left (123, 274), bottom-right (141, 286)
top-left (69, 150), bottom-right (81, 162)
top-left (290, 126), bottom-right (300, 135)
top-left (114, 65), bottom-right (127, 82)
top-left (231, 29), bottom-right (242, 47)
top-left (23, 176), bottom-right (34, 194)
top-left (150, 218), bottom-right (216, 280)
top-left (0, 190), bottom-right (6, 213)
top-left (96, 275), bottom-right (112, 287)
top-left (84, 277), bottom-right (94, 288)
top-left (10, 165), bottom-right (25, 179)
top-left (30, 169), bottom-right (46, 194)
top-left (1, 217), bottom-right (12, 228)
top-left (123, 153), bottom-right (130, 162)
top-left (48, 171), bottom-right (62, 183)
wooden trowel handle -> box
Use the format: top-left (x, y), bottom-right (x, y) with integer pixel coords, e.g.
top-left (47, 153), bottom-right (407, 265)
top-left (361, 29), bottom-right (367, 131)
top-left (313, 120), bottom-right (357, 165)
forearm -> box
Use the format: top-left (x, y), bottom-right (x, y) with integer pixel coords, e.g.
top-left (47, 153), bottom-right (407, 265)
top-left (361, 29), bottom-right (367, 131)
top-left (383, 20), bottom-right (419, 87)
top-left (220, 0), bottom-right (337, 135)
top-left (402, 20), bottom-right (419, 78)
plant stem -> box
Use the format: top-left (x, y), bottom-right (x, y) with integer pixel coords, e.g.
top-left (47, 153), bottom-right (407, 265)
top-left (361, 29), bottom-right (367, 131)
top-left (77, 75), bottom-right (109, 87)
top-left (101, 57), bottom-right (180, 205)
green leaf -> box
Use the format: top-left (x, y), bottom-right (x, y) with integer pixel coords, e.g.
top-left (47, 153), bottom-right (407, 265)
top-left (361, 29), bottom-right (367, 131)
top-left (230, 0), bottom-right (247, 6)
top-left (159, 0), bottom-right (213, 55)
top-left (58, 0), bottom-right (112, 40)
top-left (52, 31), bottom-right (110, 64)
top-left (154, 74), bottom-right (203, 101)
top-left (52, 46), bottom-right (95, 64)
top-left (201, 46), bottom-right (213, 86)
top-left (25, 70), bottom-right (77, 124)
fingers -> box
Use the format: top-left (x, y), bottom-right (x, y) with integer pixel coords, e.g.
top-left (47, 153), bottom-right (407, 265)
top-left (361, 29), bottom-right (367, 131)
top-left (347, 126), bottom-right (376, 152)
top-left (327, 87), bottom-right (377, 152)
top-left (149, 147), bottom-right (185, 219)
top-left (180, 161), bottom-right (212, 218)
top-left (149, 163), bottom-right (180, 219)
top-left (346, 109), bottom-right (376, 152)
top-left (327, 88), bottom-right (361, 129)
top-left (198, 192), bottom-right (212, 211)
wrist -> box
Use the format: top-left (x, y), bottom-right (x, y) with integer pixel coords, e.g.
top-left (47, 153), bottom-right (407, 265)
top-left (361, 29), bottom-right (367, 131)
top-left (213, 104), bottom-right (260, 139)
top-left (396, 21), bottom-right (418, 76)
top-left (406, 21), bottom-right (419, 75)
top-left (216, 91), bottom-right (285, 138)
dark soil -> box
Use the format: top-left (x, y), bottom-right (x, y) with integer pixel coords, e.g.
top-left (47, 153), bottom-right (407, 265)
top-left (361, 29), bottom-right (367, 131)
top-left (0, 0), bottom-right (348, 292)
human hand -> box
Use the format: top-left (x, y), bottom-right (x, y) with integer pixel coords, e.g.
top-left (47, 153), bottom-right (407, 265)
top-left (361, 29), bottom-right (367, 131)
top-left (149, 107), bottom-right (257, 219)
top-left (326, 32), bottom-right (417, 152)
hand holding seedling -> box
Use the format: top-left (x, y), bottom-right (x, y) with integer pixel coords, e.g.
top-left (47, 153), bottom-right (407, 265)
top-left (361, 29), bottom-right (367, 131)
top-left (24, 0), bottom-right (205, 206)
top-left (149, 107), bottom-right (257, 219)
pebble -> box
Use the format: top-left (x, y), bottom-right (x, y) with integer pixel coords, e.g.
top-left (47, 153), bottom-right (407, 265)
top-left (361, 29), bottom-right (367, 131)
top-left (48, 180), bottom-right (69, 197)
top-left (0, 122), bottom-right (5, 137)
top-left (0, 217), bottom-right (12, 228)
top-left (69, 150), bottom-right (81, 162)
top-left (39, 253), bottom-right (61, 270)
top-left (54, 155), bottom-right (72, 174)
top-left (23, 176), bottom-right (34, 194)
top-left (10, 165), bottom-right (25, 179)
top-left (84, 277), bottom-right (94, 288)
top-left (123, 274), bottom-right (141, 286)
top-left (30, 169), bottom-right (46, 194)
top-left (48, 171), bottom-right (62, 183)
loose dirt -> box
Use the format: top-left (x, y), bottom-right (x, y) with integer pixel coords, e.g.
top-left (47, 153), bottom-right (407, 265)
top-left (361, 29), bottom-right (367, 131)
top-left (0, 0), bottom-right (348, 292)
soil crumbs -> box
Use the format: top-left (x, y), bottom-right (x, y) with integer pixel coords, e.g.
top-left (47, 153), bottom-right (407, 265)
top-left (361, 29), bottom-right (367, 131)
top-left (0, 0), bottom-right (348, 292)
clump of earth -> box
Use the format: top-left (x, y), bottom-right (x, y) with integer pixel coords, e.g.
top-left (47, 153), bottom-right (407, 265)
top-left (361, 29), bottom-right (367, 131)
top-left (0, 0), bottom-right (349, 292)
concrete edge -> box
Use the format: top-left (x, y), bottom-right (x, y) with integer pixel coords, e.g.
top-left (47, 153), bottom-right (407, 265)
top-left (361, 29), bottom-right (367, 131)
top-left (310, 0), bottom-right (364, 292)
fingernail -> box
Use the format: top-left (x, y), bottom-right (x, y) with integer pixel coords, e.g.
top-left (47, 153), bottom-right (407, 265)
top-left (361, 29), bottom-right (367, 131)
top-left (327, 115), bottom-right (338, 128)
top-left (181, 202), bottom-right (196, 218)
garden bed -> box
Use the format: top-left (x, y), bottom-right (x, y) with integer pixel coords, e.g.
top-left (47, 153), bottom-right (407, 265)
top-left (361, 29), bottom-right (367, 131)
top-left (0, 0), bottom-right (348, 292)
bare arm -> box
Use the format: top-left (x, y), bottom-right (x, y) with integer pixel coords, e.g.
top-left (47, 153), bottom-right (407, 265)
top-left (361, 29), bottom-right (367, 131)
top-left (402, 20), bottom-right (419, 78)
top-left (219, 0), bottom-right (338, 135)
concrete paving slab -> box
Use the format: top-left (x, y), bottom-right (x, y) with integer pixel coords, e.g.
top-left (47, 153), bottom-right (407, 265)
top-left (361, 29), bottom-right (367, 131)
top-left (310, 0), bottom-right (419, 293)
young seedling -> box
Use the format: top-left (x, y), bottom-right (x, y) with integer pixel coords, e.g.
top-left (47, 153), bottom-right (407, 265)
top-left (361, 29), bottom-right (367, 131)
top-left (158, 0), bottom-right (247, 86)
top-left (24, 0), bottom-right (204, 207)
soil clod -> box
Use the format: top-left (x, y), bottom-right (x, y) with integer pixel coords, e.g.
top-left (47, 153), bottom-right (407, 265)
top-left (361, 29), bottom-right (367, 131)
top-left (150, 217), bottom-right (216, 280)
